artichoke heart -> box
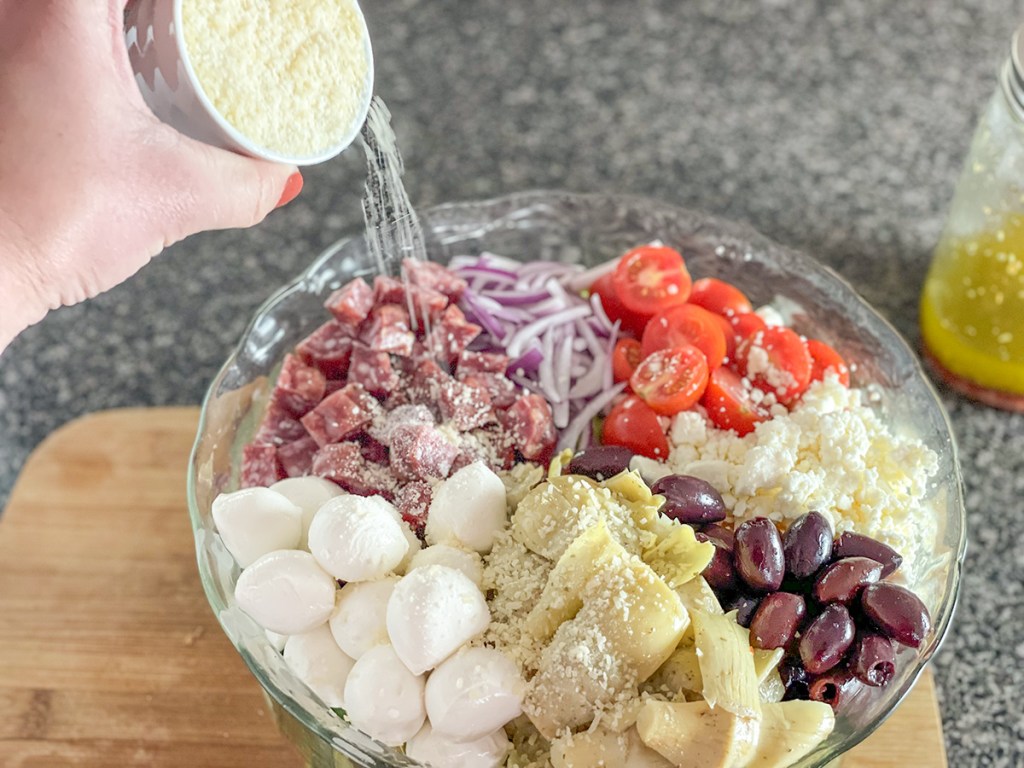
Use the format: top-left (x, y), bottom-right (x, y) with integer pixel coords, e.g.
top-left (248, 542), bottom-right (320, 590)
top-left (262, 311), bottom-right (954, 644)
top-left (636, 699), bottom-right (760, 768)
top-left (512, 474), bottom-right (653, 560)
top-left (643, 523), bottom-right (716, 589)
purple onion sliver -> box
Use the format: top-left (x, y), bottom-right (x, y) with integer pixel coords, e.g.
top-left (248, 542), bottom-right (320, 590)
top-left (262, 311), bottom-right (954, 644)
top-left (508, 346), bottom-right (544, 375)
top-left (559, 382), bottom-right (627, 451)
top-left (562, 259), bottom-right (617, 293)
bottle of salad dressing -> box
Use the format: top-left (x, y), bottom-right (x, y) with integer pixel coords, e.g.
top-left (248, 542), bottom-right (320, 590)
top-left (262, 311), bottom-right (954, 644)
top-left (920, 25), bottom-right (1024, 411)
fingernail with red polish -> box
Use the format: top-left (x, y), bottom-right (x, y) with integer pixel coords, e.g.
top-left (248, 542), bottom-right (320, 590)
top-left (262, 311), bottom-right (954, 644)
top-left (276, 172), bottom-right (303, 208)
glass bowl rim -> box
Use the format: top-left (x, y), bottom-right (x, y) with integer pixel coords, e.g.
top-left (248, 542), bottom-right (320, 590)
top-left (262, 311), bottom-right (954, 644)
top-left (187, 188), bottom-right (967, 766)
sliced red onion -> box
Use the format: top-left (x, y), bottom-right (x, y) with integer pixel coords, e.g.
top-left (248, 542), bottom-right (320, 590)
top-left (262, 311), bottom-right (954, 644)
top-left (453, 255), bottom-right (620, 447)
top-left (559, 382), bottom-right (628, 451)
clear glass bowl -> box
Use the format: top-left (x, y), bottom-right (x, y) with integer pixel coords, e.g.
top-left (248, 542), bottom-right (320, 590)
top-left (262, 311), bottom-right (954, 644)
top-left (187, 191), bottom-right (966, 768)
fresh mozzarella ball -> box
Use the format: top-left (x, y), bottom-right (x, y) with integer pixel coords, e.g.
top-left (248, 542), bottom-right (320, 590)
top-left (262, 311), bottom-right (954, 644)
top-left (329, 577), bottom-right (398, 659)
top-left (307, 495), bottom-right (410, 581)
top-left (425, 647), bottom-right (524, 742)
top-left (234, 550), bottom-right (337, 635)
top-left (386, 565), bottom-right (490, 675)
top-left (406, 722), bottom-right (510, 768)
top-left (396, 521), bottom-right (422, 575)
top-left (270, 476), bottom-right (343, 549)
top-left (426, 462), bottom-right (507, 553)
top-left (343, 644), bottom-right (425, 747)
top-left (212, 487), bottom-right (303, 567)
top-left (265, 629), bottom-right (289, 653)
top-left (283, 624), bottom-right (355, 709)
top-left (407, 544), bottom-right (484, 588)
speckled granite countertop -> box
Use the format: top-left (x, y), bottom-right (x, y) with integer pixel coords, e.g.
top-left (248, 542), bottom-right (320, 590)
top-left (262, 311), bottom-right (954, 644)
top-left (2, 0), bottom-right (1021, 762)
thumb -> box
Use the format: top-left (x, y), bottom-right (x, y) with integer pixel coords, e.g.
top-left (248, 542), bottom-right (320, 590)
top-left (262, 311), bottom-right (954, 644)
top-left (166, 138), bottom-right (300, 239)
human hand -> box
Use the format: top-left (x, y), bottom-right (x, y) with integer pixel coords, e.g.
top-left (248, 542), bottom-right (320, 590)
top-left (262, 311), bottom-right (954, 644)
top-left (0, 0), bottom-right (302, 350)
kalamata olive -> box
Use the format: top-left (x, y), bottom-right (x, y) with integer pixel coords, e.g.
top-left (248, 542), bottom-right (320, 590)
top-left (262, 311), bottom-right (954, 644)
top-left (783, 511), bottom-right (833, 580)
top-left (699, 522), bottom-right (735, 549)
top-left (700, 540), bottom-right (737, 592)
top-left (809, 668), bottom-right (863, 711)
top-left (860, 583), bottom-right (932, 648)
top-left (734, 518), bottom-right (785, 592)
top-left (813, 556), bottom-right (883, 605)
top-left (651, 474), bottom-right (727, 524)
top-left (722, 593), bottom-right (761, 628)
top-left (833, 532), bottom-right (903, 577)
top-left (779, 658), bottom-right (810, 701)
top-left (848, 633), bottom-right (897, 687)
top-left (568, 445), bottom-right (635, 481)
top-left (799, 603), bottom-right (856, 674)
top-left (749, 592), bottom-right (807, 650)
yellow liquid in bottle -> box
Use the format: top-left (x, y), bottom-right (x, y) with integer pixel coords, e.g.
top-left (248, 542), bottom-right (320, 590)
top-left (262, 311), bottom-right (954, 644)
top-left (920, 215), bottom-right (1024, 396)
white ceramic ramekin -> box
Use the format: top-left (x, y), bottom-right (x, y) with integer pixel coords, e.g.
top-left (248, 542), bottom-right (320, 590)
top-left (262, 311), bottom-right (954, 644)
top-left (124, 0), bottom-right (374, 166)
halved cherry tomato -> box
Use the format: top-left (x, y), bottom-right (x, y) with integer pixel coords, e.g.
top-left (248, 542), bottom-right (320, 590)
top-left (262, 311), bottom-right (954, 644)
top-left (736, 325), bottom-right (813, 405)
top-left (641, 304), bottom-right (728, 370)
top-left (701, 366), bottom-right (771, 436)
top-left (590, 272), bottom-right (651, 337)
top-left (602, 395), bottom-right (670, 460)
top-left (708, 312), bottom-right (737, 364)
top-left (630, 344), bottom-right (710, 415)
top-left (688, 277), bottom-right (753, 317)
top-left (807, 339), bottom-right (851, 387)
top-left (612, 338), bottom-right (643, 382)
top-left (728, 312), bottom-right (768, 347)
top-left (612, 245), bottom-right (692, 315)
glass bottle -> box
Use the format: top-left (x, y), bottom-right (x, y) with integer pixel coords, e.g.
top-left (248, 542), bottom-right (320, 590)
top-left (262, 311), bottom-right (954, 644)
top-left (920, 26), bottom-right (1024, 411)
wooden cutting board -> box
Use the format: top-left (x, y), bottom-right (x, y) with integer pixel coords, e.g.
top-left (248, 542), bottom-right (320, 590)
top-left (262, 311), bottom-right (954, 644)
top-left (0, 408), bottom-right (948, 768)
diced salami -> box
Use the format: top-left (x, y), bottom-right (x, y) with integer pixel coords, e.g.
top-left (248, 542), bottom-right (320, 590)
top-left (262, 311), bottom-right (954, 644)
top-left (240, 443), bottom-right (283, 487)
top-left (427, 304), bottom-right (482, 365)
top-left (276, 436), bottom-right (319, 478)
top-left (358, 433), bottom-right (390, 465)
top-left (395, 481), bottom-right (432, 535)
top-left (311, 441), bottom-right (396, 498)
top-left (373, 275), bottom-right (408, 305)
top-left (389, 423), bottom-right (459, 482)
top-left (457, 350), bottom-right (510, 375)
top-left (369, 404), bottom-right (436, 446)
top-left (458, 372), bottom-right (518, 408)
top-left (438, 377), bottom-right (495, 431)
top-left (501, 393), bottom-right (558, 464)
top-left (402, 258), bottom-right (467, 301)
top-left (296, 321), bottom-right (354, 379)
top-left (405, 284), bottom-right (449, 331)
top-left (360, 304), bottom-right (415, 356)
top-left (324, 277), bottom-right (375, 327)
top-left (271, 354), bottom-right (327, 417)
top-left (300, 383), bottom-right (381, 447)
top-left (254, 400), bottom-right (309, 446)
top-left (452, 428), bottom-right (515, 473)
top-left (347, 342), bottom-right (400, 398)
top-left (407, 357), bottom-right (451, 405)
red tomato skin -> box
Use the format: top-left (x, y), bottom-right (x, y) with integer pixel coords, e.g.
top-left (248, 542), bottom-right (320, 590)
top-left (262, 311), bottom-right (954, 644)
top-left (807, 339), bottom-right (851, 387)
top-left (612, 338), bottom-right (643, 383)
top-left (602, 395), bottom-right (670, 460)
top-left (630, 344), bottom-right (710, 415)
top-left (688, 278), bottom-right (753, 317)
top-left (735, 326), bottom-right (813, 405)
top-left (709, 312), bottom-right (737, 364)
top-left (728, 312), bottom-right (769, 348)
top-left (591, 273), bottom-right (651, 337)
top-left (612, 245), bottom-right (692, 315)
top-left (641, 304), bottom-right (728, 370)
top-left (701, 366), bottom-right (771, 436)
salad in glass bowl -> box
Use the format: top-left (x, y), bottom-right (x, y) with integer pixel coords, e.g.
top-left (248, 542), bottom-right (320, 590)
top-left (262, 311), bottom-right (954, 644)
top-left (187, 191), bottom-right (965, 768)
